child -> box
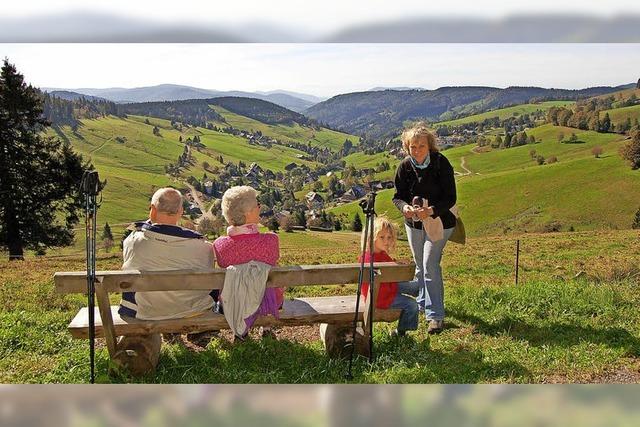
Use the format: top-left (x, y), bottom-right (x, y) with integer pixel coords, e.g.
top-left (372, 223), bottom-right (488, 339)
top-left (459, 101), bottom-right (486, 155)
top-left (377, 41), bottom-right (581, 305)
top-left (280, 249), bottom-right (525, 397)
top-left (358, 216), bottom-right (420, 337)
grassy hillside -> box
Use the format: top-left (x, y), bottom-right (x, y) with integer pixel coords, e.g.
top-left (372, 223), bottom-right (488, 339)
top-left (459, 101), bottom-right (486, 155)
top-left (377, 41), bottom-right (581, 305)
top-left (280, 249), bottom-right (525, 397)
top-left (48, 115), bottom-right (318, 224)
top-left (601, 104), bottom-right (640, 128)
top-left (462, 124), bottom-right (624, 174)
top-left (329, 124), bottom-right (639, 235)
top-left (212, 106), bottom-right (358, 151)
top-left (435, 101), bottom-right (574, 127)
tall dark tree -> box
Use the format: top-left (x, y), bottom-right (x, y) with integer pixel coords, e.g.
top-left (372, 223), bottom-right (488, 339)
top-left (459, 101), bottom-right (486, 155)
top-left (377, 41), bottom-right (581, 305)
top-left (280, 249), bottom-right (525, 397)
top-left (0, 59), bottom-right (88, 260)
top-left (352, 213), bottom-right (363, 232)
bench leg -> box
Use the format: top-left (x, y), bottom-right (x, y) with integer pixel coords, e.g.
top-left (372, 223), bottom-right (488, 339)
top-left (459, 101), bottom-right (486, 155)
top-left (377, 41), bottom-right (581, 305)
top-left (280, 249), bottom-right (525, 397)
top-left (112, 334), bottom-right (162, 377)
top-left (320, 323), bottom-right (370, 359)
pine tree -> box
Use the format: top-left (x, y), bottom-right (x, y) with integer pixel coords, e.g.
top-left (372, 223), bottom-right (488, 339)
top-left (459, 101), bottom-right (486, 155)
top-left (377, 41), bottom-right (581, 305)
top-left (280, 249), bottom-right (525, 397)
top-left (101, 222), bottom-right (114, 253)
top-left (601, 113), bottom-right (611, 133)
top-left (294, 210), bottom-right (307, 227)
top-left (101, 222), bottom-right (114, 241)
top-left (352, 213), bottom-right (363, 232)
top-left (0, 59), bottom-right (88, 260)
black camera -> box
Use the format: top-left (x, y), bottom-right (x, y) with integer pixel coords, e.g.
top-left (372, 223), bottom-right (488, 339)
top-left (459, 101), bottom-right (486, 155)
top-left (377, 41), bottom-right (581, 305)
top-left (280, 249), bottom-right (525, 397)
top-left (359, 190), bottom-right (377, 214)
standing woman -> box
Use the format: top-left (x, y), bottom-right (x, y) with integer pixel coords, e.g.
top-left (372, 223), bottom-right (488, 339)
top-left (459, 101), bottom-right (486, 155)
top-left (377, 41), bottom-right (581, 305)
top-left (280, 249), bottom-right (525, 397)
top-left (392, 123), bottom-right (457, 334)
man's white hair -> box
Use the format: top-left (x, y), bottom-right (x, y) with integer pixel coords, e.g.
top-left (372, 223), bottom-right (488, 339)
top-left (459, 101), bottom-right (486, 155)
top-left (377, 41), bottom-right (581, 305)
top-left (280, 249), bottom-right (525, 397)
top-left (221, 185), bottom-right (258, 226)
top-left (150, 188), bottom-right (183, 215)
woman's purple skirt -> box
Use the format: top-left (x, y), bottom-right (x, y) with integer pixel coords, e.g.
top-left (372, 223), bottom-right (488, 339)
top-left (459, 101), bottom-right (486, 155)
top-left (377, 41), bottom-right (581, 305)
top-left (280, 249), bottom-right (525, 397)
top-left (244, 288), bottom-right (282, 331)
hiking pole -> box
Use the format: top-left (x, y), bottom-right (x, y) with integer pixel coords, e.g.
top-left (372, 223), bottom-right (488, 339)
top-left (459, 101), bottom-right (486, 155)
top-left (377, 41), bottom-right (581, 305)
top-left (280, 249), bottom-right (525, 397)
top-left (367, 192), bottom-right (377, 362)
top-left (345, 190), bottom-right (377, 379)
top-left (81, 170), bottom-right (101, 384)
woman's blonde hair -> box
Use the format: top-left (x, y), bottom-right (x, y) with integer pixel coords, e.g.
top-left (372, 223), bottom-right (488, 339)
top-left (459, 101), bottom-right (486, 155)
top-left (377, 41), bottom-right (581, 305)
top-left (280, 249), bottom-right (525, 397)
top-left (401, 122), bottom-right (439, 154)
top-left (360, 215), bottom-right (398, 253)
top-left (221, 185), bottom-right (258, 226)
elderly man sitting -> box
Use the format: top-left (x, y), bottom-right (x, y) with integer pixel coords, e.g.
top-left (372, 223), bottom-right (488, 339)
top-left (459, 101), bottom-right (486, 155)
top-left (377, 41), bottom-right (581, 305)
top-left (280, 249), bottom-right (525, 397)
top-left (118, 187), bottom-right (216, 321)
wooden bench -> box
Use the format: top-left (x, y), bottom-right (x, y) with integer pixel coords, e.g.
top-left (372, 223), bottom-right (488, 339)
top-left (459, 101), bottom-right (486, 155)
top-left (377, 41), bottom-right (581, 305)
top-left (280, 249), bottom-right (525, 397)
top-left (54, 262), bottom-right (415, 376)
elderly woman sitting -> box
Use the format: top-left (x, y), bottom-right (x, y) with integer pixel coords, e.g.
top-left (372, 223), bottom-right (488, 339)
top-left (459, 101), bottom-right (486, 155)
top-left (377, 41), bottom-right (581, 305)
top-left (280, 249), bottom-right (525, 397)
top-left (213, 185), bottom-right (284, 340)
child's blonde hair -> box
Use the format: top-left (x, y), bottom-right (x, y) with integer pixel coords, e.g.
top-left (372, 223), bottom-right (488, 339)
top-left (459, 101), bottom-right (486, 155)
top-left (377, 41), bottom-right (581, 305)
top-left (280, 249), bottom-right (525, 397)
top-left (360, 215), bottom-right (398, 253)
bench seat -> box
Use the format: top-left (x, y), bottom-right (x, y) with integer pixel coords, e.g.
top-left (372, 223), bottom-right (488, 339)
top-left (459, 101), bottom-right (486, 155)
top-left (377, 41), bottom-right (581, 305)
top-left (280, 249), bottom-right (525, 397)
top-left (68, 296), bottom-right (402, 339)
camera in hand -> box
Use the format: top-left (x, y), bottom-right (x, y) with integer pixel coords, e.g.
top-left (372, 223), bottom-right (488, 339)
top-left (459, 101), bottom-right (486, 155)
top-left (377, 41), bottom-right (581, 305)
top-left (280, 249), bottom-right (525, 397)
top-left (411, 196), bottom-right (424, 222)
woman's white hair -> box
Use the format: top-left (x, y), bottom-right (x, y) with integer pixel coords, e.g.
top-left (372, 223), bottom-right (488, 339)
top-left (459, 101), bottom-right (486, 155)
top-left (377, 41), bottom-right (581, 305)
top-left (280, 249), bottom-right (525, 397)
top-left (221, 185), bottom-right (258, 226)
top-left (150, 187), bottom-right (183, 215)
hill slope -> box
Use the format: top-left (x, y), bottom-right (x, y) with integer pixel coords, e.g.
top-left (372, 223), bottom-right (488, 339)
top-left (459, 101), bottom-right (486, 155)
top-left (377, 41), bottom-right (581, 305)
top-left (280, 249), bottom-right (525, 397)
top-left (47, 115), bottom-right (320, 224)
top-left (306, 85), bottom-right (632, 140)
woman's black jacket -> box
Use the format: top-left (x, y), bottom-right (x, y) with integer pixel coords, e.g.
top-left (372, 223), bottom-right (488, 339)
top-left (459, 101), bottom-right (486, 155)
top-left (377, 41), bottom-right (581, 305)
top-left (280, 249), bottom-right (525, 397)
top-left (392, 152), bottom-right (457, 230)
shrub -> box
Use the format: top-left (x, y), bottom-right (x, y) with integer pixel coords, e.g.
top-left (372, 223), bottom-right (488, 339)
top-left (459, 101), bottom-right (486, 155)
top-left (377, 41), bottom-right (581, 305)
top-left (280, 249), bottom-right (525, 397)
top-left (591, 146), bottom-right (603, 158)
top-left (279, 215), bottom-right (294, 232)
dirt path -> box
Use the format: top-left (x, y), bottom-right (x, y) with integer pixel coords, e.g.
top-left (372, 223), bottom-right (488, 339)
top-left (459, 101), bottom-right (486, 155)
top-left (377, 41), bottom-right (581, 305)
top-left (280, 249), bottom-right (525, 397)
top-left (457, 146), bottom-right (483, 176)
top-left (184, 183), bottom-right (214, 223)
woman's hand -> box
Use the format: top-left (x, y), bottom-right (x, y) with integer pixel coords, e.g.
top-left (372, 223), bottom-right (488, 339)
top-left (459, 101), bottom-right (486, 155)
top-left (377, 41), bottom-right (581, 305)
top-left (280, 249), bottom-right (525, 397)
top-left (416, 206), bottom-right (434, 220)
top-left (402, 204), bottom-right (416, 219)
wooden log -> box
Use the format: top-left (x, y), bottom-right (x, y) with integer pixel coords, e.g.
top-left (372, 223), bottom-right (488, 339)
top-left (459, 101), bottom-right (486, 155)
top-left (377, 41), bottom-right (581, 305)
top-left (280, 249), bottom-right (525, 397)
top-left (54, 262), bottom-right (415, 294)
top-left (319, 323), bottom-right (370, 359)
top-left (112, 334), bottom-right (161, 377)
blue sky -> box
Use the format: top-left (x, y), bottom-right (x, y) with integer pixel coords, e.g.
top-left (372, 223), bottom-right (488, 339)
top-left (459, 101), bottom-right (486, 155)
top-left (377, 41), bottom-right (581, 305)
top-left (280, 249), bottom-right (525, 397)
top-left (2, 44), bottom-right (639, 97)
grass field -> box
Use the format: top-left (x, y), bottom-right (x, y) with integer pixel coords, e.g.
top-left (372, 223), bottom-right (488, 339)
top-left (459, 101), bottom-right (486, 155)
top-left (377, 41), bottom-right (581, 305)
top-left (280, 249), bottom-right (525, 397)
top-left (212, 106), bottom-right (358, 151)
top-left (435, 101), bottom-right (575, 127)
top-left (1, 228), bottom-right (638, 383)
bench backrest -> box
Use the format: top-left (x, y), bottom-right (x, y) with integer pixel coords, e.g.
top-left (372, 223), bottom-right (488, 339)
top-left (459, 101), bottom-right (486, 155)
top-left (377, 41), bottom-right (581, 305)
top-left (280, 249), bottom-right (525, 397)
top-left (54, 262), bottom-right (415, 294)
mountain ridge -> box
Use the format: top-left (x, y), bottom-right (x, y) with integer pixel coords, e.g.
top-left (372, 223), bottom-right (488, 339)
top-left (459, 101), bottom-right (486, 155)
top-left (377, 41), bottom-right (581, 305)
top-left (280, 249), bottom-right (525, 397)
top-left (42, 84), bottom-right (320, 112)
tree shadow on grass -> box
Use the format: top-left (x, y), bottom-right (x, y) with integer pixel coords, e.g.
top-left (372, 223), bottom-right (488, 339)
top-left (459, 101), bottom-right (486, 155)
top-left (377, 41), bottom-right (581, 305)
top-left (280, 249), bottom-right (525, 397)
top-left (448, 309), bottom-right (640, 357)
top-left (374, 334), bottom-right (531, 383)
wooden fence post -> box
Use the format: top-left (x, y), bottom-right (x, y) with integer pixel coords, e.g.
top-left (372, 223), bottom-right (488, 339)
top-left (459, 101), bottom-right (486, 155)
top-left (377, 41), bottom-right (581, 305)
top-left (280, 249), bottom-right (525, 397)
top-left (515, 239), bottom-right (520, 285)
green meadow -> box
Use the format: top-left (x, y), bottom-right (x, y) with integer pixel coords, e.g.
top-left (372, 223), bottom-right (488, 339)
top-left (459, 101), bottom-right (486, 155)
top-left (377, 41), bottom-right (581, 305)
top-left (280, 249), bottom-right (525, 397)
top-left (212, 106), bottom-right (358, 151)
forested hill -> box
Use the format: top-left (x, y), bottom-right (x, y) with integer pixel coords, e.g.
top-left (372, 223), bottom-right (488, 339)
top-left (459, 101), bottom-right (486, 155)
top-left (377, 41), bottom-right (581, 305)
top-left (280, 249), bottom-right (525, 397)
top-left (207, 97), bottom-right (318, 127)
top-left (41, 92), bottom-right (121, 127)
top-left (305, 84), bottom-right (634, 140)
top-left (41, 94), bottom-right (320, 130)
top-left (120, 97), bottom-right (318, 128)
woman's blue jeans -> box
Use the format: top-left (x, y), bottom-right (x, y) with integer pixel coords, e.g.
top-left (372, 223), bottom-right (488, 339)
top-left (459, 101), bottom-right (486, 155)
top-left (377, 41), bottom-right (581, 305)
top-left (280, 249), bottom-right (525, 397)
top-left (405, 224), bottom-right (454, 321)
top-left (389, 280), bottom-right (420, 332)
